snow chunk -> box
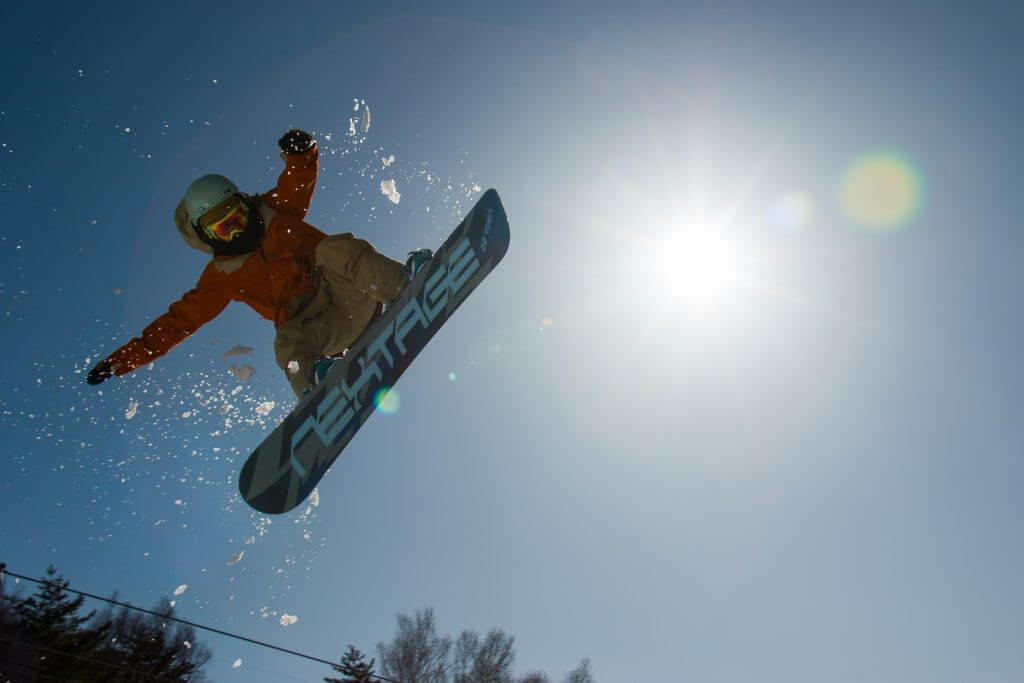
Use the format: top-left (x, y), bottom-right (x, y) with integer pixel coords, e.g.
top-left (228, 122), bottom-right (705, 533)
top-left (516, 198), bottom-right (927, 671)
top-left (228, 364), bottom-right (255, 382)
top-left (233, 659), bottom-right (242, 668)
top-left (255, 401), bottom-right (275, 417)
top-left (125, 400), bottom-right (139, 420)
top-left (309, 489), bottom-right (319, 507)
top-left (360, 105), bottom-right (371, 133)
top-left (382, 154), bottom-right (395, 167)
top-left (380, 179), bottom-right (401, 204)
top-left (224, 344), bottom-right (254, 358)
top-left (287, 360), bottom-right (300, 374)
top-left (173, 585), bottom-right (187, 596)
top-left (226, 550), bottom-right (245, 565)
top-left (279, 614), bottom-right (298, 627)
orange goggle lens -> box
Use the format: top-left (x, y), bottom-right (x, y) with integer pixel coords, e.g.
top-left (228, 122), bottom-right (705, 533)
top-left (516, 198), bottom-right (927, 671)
top-left (201, 197), bottom-right (249, 242)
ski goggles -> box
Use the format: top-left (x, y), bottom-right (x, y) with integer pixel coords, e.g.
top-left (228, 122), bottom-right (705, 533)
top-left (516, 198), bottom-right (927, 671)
top-left (199, 195), bottom-right (249, 242)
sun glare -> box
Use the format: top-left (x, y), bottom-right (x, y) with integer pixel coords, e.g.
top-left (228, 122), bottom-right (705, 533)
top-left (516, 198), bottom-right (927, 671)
top-left (654, 231), bottom-right (743, 310)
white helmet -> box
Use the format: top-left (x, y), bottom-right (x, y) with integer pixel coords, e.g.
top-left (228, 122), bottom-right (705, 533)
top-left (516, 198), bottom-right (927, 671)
top-left (183, 174), bottom-right (240, 225)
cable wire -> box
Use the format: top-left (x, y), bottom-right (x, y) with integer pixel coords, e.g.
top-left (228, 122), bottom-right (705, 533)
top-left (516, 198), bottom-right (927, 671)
top-left (1, 566), bottom-right (397, 683)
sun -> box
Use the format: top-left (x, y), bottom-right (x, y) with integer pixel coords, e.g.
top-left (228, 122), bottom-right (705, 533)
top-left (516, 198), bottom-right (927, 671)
top-left (652, 231), bottom-right (744, 310)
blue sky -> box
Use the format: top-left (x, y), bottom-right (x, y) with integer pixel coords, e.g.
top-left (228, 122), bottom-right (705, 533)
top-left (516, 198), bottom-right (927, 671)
top-left (2, 1), bottom-right (1023, 681)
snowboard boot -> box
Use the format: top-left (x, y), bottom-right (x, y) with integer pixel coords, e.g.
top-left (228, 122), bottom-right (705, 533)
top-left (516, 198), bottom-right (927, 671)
top-left (313, 356), bottom-right (343, 385)
top-left (403, 248), bottom-right (433, 282)
top-left (301, 356), bottom-right (345, 397)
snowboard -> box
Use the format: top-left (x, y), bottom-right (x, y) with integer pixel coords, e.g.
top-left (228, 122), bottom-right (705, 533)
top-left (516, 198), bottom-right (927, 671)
top-left (238, 189), bottom-right (510, 514)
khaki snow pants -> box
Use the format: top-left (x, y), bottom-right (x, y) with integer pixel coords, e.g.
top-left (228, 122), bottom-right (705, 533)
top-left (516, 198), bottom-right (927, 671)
top-left (274, 233), bottom-right (406, 399)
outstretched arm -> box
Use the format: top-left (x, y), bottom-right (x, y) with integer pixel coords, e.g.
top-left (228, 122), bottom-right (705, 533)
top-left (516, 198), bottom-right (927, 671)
top-left (88, 279), bottom-right (230, 383)
top-left (262, 129), bottom-right (319, 220)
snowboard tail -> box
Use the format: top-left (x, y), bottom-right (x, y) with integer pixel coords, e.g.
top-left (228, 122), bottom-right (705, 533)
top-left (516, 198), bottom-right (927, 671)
top-left (238, 189), bottom-right (510, 514)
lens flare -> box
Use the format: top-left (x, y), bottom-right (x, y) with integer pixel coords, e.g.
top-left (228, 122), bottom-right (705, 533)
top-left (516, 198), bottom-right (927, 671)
top-left (839, 150), bottom-right (923, 231)
top-left (373, 387), bottom-right (400, 414)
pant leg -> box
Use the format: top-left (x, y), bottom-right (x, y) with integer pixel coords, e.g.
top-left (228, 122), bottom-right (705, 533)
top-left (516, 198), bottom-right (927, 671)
top-left (276, 234), bottom-right (405, 400)
top-left (315, 233), bottom-right (407, 306)
top-left (274, 287), bottom-right (331, 399)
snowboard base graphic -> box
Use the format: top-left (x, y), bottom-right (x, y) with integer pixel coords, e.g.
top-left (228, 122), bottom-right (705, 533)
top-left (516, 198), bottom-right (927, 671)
top-left (238, 189), bottom-right (510, 514)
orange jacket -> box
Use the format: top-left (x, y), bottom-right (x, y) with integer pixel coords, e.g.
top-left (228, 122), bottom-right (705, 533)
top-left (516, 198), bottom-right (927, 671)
top-left (106, 145), bottom-right (325, 376)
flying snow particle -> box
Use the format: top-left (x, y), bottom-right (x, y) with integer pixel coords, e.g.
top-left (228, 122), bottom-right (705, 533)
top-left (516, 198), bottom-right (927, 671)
top-left (360, 105), bottom-right (371, 133)
top-left (309, 489), bottom-right (319, 507)
top-left (380, 179), bottom-right (401, 204)
top-left (279, 614), bottom-right (298, 627)
top-left (255, 401), bottom-right (275, 417)
top-left (287, 360), bottom-right (300, 374)
top-left (233, 659), bottom-right (242, 668)
top-left (183, 641), bottom-right (191, 650)
top-left (228, 364), bottom-right (255, 382)
top-left (224, 344), bottom-right (254, 358)
top-left (382, 154), bottom-right (395, 167)
top-left (173, 585), bottom-right (187, 596)
top-left (226, 550), bottom-right (245, 565)
top-left (125, 401), bottom-right (139, 420)
top-left (113, 288), bottom-right (122, 296)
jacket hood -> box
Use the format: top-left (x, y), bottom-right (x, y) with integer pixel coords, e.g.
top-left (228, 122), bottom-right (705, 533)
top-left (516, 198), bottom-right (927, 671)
top-left (174, 196), bottom-right (277, 274)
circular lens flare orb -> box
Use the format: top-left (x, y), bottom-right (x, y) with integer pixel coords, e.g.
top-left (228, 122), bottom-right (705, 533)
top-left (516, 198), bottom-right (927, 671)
top-left (839, 150), bottom-right (924, 231)
top-left (373, 387), bottom-right (400, 414)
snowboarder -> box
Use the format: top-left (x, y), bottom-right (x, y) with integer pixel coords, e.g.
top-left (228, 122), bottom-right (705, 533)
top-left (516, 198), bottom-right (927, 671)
top-left (86, 128), bottom-right (431, 399)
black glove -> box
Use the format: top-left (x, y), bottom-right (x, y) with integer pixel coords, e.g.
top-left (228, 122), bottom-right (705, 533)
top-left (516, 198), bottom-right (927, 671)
top-left (278, 129), bottom-right (314, 155)
top-left (87, 360), bottom-right (114, 386)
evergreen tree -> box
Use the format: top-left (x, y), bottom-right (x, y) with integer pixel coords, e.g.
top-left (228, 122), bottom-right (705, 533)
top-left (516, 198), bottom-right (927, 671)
top-left (13, 565), bottom-right (109, 681)
top-left (0, 587), bottom-right (41, 681)
top-left (325, 644), bottom-right (376, 682)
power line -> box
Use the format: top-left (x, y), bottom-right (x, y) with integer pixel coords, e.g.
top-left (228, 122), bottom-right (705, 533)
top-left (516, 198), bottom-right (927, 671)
top-left (1, 565), bottom-right (397, 683)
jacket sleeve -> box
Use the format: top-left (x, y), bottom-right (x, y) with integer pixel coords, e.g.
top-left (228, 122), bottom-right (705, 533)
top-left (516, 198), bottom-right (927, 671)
top-left (105, 272), bottom-right (230, 375)
top-left (262, 144), bottom-right (319, 219)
